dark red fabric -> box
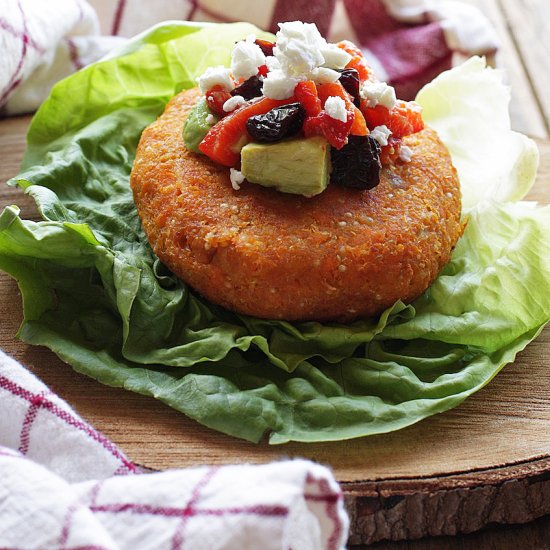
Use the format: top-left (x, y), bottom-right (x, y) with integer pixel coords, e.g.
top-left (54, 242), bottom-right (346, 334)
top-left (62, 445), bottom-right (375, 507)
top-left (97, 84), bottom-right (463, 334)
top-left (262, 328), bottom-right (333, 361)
top-left (368, 22), bottom-right (452, 99)
top-left (269, 0), bottom-right (337, 37)
top-left (343, 0), bottom-right (403, 39)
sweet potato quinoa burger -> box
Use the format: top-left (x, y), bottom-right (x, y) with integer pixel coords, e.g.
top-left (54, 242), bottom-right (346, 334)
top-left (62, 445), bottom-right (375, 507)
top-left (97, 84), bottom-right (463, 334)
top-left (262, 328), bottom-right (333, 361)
top-left (131, 22), bottom-right (463, 322)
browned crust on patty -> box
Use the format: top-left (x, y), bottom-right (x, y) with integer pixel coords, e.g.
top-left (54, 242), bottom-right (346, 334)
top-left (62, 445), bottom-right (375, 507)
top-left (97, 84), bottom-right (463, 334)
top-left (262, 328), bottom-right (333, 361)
top-left (130, 88), bottom-right (463, 322)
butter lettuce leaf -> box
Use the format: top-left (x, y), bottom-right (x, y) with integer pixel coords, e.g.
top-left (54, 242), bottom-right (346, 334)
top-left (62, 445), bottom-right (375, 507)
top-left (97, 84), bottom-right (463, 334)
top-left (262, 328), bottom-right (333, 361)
top-left (382, 201), bottom-right (550, 351)
top-left (1, 24), bottom-right (549, 443)
top-left (417, 56), bottom-right (539, 210)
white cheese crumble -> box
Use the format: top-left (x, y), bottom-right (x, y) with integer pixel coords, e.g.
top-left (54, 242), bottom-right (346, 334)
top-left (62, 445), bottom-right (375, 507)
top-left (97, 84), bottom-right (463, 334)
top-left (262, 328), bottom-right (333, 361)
top-left (320, 43), bottom-right (352, 69)
top-left (229, 168), bottom-right (245, 190)
top-left (205, 114), bottom-right (217, 125)
top-left (222, 95), bottom-right (247, 112)
top-left (311, 67), bottom-right (340, 84)
top-left (273, 21), bottom-right (325, 78)
top-left (265, 55), bottom-right (281, 72)
top-left (398, 145), bottom-right (413, 163)
top-left (231, 38), bottom-right (266, 80)
top-left (324, 96), bottom-right (347, 122)
top-left (360, 81), bottom-right (397, 110)
top-left (265, 21), bottom-right (352, 96)
top-left (370, 125), bottom-right (392, 146)
top-left (262, 70), bottom-right (300, 100)
top-left (198, 66), bottom-right (234, 93)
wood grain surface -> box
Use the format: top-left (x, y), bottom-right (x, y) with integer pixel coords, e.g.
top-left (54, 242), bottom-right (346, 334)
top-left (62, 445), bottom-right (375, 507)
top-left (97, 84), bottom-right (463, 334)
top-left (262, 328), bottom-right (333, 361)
top-left (1, 115), bottom-right (549, 546)
top-left (499, 0), bottom-right (550, 136)
top-left (460, 0), bottom-right (549, 139)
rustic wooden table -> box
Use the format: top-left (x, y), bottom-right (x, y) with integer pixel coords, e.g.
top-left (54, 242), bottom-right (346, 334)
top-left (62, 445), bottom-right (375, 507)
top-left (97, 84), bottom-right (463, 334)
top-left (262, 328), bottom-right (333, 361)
top-left (1, 1), bottom-right (550, 548)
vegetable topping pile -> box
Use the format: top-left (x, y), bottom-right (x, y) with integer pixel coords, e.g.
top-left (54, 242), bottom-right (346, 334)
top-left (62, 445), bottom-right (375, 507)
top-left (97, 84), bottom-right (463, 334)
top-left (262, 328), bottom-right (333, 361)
top-left (185, 22), bottom-right (425, 194)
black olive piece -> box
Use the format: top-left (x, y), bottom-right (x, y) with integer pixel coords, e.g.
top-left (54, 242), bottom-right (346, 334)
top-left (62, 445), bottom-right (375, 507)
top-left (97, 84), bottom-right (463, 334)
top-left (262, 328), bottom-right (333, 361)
top-left (338, 68), bottom-right (361, 107)
top-left (246, 103), bottom-right (306, 143)
top-left (331, 135), bottom-right (381, 190)
top-left (254, 38), bottom-right (275, 57)
top-left (231, 75), bottom-right (263, 100)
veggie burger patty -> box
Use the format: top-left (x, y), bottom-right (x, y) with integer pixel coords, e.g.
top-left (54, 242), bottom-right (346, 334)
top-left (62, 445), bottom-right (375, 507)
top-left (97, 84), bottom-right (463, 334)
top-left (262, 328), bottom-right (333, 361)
top-left (130, 88), bottom-right (463, 322)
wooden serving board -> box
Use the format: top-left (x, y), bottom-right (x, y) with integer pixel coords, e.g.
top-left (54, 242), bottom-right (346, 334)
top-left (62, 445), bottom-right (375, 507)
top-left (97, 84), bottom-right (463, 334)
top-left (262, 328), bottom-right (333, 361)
top-left (1, 116), bottom-right (549, 547)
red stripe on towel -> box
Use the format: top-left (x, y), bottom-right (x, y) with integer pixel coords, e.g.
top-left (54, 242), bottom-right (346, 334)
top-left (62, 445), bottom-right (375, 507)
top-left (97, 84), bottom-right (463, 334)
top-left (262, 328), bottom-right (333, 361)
top-left (111, 0), bottom-right (127, 35)
top-left (66, 37), bottom-right (84, 70)
top-left (306, 474), bottom-right (344, 550)
top-left (0, 375), bottom-right (137, 474)
top-left (0, 1), bottom-right (30, 108)
top-left (0, 17), bottom-right (45, 53)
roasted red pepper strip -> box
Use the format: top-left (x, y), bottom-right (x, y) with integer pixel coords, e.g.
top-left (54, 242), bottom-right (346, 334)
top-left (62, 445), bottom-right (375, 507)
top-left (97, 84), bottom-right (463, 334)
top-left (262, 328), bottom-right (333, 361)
top-left (350, 105), bottom-right (368, 136)
top-left (361, 100), bottom-right (424, 138)
top-left (254, 38), bottom-right (275, 57)
top-left (303, 112), bottom-right (353, 149)
top-left (294, 80), bottom-right (322, 117)
top-left (308, 81), bottom-right (360, 146)
top-left (316, 81), bottom-right (350, 106)
top-left (337, 40), bottom-right (372, 82)
top-left (199, 96), bottom-right (295, 167)
top-left (205, 85), bottom-right (232, 117)
top-left (257, 64), bottom-right (269, 77)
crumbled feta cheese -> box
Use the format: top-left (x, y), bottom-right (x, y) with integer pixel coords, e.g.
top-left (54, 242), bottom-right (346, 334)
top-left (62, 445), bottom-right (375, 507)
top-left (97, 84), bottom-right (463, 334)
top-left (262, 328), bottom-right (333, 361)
top-left (265, 56), bottom-right (281, 72)
top-left (205, 114), bottom-right (217, 125)
top-left (398, 145), bottom-right (413, 163)
top-left (359, 81), bottom-right (397, 110)
top-left (370, 125), bottom-right (392, 146)
top-left (324, 96), bottom-right (347, 122)
top-left (273, 21), bottom-right (325, 78)
top-left (231, 39), bottom-right (266, 80)
top-left (229, 168), bottom-right (245, 190)
top-left (223, 95), bottom-right (247, 112)
top-left (256, 22), bottom-right (355, 93)
top-left (320, 43), bottom-right (352, 69)
top-left (198, 66), bottom-right (234, 94)
top-left (311, 67), bottom-right (340, 84)
top-left (262, 70), bottom-right (300, 100)
top-left (272, 21), bottom-right (352, 82)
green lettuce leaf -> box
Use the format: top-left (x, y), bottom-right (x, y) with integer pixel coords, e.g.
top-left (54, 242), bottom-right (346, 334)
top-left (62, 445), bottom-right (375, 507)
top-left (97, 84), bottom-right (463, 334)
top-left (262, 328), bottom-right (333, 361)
top-left (1, 24), bottom-right (549, 443)
top-left (417, 56), bottom-right (539, 210)
top-left (382, 201), bottom-right (550, 351)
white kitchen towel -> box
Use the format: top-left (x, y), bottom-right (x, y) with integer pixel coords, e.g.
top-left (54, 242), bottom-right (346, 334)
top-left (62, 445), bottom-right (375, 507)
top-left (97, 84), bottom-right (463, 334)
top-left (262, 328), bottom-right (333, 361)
top-left (0, 0), bottom-right (124, 114)
top-left (1, 0), bottom-right (498, 114)
top-left (0, 349), bottom-right (348, 549)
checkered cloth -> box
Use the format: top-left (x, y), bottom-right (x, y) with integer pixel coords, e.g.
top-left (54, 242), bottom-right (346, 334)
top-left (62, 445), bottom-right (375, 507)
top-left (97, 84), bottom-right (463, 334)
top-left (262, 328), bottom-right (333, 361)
top-left (0, 0), bottom-right (498, 114)
top-left (0, 350), bottom-right (348, 549)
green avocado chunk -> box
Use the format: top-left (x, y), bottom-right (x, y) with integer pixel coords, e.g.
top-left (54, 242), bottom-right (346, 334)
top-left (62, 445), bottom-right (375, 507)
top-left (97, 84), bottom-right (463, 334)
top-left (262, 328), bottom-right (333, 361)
top-left (240, 137), bottom-right (331, 197)
top-left (182, 97), bottom-right (218, 153)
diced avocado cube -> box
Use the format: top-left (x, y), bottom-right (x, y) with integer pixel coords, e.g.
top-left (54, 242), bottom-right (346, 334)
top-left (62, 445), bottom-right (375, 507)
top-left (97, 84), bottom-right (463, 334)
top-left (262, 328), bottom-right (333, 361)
top-left (183, 97), bottom-right (217, 153)
top-left (240, 137), bottom-right (330, 197)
